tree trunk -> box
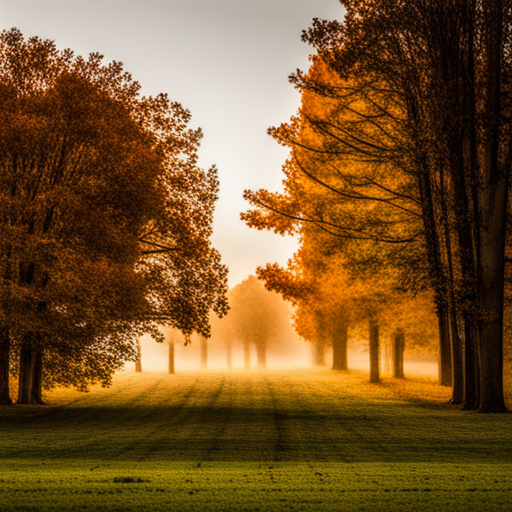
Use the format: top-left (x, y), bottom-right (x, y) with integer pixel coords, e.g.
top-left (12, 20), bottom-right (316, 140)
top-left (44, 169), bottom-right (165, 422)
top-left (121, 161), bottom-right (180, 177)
top-left (256, 342), bottom-right (267, 369)
top-left (30, 348), bottom-right (44, 405)
top-left (0, 326), bottom-right (12, 405)
top-left (332, 322), bottom-right (348, 371)
top-left (474, 0), bottom-right (508, 413)
top-left (312, 340), bottom-right (325, 366)
top-left (135, 339), bottom-right (142, 373)
top-left (200, 336), bottom-right (208, 370)
top-left (369, 319), bottom-right (380, 383)
top-left (476, 188), bottom-right (508, 412)
top-left (226, 341), bottom-right (233, 369)
top-left (477, 309), bottom-right (507, 412)
top-left (17, 345), bottom-right (34, 404)
top-left (168, 342), bottom-right (175, 374)
top-left (393, 330), bottom-right (405, 379)
top-left (449, 311), bottom-right (464, 405)
top-left (462, 319), bottom-right (478, 410)
top-left (437, 307), bottom-right (452, 386)
top-left (243, 340), bottom-right (251, 370)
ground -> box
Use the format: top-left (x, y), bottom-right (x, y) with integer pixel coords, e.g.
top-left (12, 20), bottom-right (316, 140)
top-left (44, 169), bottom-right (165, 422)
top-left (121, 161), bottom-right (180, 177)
top-left (0, 369), bottom-right (511, 511)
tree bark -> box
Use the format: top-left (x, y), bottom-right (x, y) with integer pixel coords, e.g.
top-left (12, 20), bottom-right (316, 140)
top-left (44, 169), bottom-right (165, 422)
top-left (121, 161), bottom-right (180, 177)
top-left (449, 311), bottom-right (464, 405)
top-left (135, 339), bottom-right (142, 373)
top-left (168, 342), bottom-right (175, 374)
top-left (392, 330), bottom-right (405, 379)
top-left (0, 326), bottom-right (12, 405)
top-left (30, 348), bottom-right (44, 405)
top-left (200, 336), bottom-right (208, 370)
top-left (476, 182), bottom-right (508, 412)
top-left (437, 307), bottom-right (452, 386)
top-left (369, 319), bottom-right (380, 383)
top-left (475, 0), bottom-right (508, 413)
top-left (332, 322), bottom-right (348, 371)
top-left (17, 345), bottom-right (34, 404)
top-left (462, 319), bottom-right (479, 410)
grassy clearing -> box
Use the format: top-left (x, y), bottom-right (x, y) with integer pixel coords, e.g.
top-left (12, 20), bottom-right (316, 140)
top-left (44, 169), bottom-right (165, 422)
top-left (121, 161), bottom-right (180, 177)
top-left (1, 369), bottom-right (511, 511)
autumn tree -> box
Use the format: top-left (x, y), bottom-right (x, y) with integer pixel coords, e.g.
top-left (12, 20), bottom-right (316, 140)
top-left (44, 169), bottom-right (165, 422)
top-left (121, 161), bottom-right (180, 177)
top-left (0, 29), bottom-right (228, 404)
top-left (214, 275), bottom-right (297, 369)
top-left (257, 227), bottom-right (351, 371)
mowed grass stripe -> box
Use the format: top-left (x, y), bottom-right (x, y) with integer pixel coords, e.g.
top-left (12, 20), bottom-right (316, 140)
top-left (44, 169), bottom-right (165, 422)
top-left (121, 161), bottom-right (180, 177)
top-left (1, 369), bottom-right (511, 463)
top-left (1, 369), bottom-right (511, 511)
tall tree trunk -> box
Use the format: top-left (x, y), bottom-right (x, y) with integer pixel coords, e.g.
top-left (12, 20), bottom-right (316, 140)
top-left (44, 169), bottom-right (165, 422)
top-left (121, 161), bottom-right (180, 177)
top-left (200, 336), bottom-right (208, 370)
top-left (332, 322), bottom-right (348, 371)
top-left (244, 340), bottom-right (251, 370)
top-left (135, 339), bottom-right (142, 373)
top-left (449, 311), bottom-right (464, 404)
top-left (30, 348), bottom-right (44, 405)
top-left (393, 329), bottom-right (405, 379)
top-left (476, 0), bottom-right (508, 413)
top-left (437, 307), bottom-right (452, 386)
top-left (462, 319), bottom-right (478, 410)
top-left (17, 345), bottom-right (34, 404)
top-left (369, 319), bottom-right (380, 383)
top-left (477, 185), bottom-right (508, 412)
top-left (168, 342), bottom-right (175, 374)
top-left (256, 342), bottom-right (267, 369)
top-left (417, 165), bottom-right (453, 388)
top-left (0, 326), bottom-right (11, 405)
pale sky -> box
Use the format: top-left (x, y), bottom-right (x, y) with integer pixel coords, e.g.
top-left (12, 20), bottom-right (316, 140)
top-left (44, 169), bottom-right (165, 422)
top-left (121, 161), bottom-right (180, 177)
top-left (0, 0), bottom-right (345, 286)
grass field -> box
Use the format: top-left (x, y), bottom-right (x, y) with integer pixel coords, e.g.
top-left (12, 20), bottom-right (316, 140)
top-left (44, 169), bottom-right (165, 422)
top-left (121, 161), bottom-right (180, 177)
top-left (1, 369), bottom-right (511, 511)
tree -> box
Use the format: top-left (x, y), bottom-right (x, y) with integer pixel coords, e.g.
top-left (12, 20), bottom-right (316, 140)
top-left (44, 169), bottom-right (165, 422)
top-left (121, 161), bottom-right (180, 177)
top-left (0, 29), bottom-right (228, 403)
top-left (213, 276), bottom-right (297, 369)
top-left (199, 336), bottom-right (208, 369)
top-left (392, 329), bottom-right (405, 379)
top-left (135, 340), bottom-right (143, 373)
top-left (256, 228), bottom-right (352, 371)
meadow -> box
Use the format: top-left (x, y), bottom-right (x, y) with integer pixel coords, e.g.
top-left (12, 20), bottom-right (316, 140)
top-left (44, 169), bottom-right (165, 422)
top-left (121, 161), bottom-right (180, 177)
top-left (1, 368), bottom-right (511, 511)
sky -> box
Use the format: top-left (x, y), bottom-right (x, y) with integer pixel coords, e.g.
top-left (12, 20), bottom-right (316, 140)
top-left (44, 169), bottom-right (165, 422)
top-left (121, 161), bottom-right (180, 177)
top-left (0, 0), bottom-right (345, 287)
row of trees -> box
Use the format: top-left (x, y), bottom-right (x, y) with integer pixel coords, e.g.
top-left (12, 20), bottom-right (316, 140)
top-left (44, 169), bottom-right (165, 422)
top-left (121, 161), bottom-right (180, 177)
top-left (209, 275), bottom-right (299, 369)
top-left (134, 276), bottom-right (299, 373)
top-left (0, 29), bottom-right (228, 405)
top-left (244, 0), bottom-right (511, 412)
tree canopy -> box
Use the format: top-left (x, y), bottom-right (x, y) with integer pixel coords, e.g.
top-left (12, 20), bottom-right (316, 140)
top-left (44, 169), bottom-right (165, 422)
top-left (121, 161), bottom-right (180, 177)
top-left (210, 275), bottom-right (297, 369)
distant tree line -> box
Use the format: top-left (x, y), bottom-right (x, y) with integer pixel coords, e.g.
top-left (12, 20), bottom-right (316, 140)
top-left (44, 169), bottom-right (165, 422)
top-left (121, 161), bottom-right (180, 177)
top-left (244, 0), bottom-right (511, 412)
top-left (0, 29), bottom-right (228, 405)
top-left (209, 275), bottom-right (298, 369)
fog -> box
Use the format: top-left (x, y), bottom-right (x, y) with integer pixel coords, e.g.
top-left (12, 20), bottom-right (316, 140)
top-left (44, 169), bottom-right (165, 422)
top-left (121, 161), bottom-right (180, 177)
top-left (127, 331), bottom-right (438, 378)
top-left (131, 331), bottom-right (311, 372)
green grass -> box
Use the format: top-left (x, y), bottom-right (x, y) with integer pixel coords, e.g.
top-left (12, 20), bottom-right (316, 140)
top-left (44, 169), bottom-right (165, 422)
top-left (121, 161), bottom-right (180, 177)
top-left (1, 369), bottom-right (511, 511)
